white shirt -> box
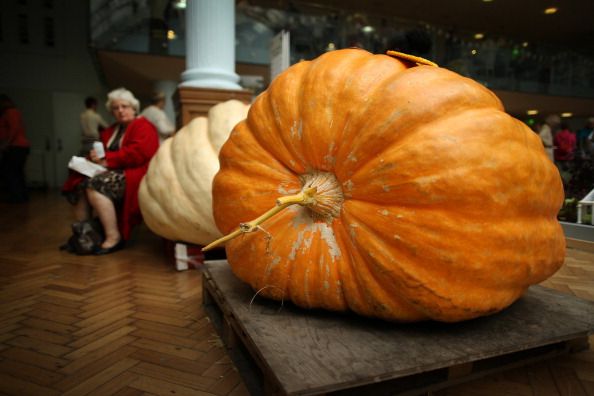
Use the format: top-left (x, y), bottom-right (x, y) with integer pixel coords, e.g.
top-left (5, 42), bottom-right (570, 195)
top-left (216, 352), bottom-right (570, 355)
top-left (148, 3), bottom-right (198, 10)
top-left (538, 124), bottom-right (554, 161)
top-left (141, 105), bottom-right (175, 144)
top-left (80, 108), bottom-right (108, 141)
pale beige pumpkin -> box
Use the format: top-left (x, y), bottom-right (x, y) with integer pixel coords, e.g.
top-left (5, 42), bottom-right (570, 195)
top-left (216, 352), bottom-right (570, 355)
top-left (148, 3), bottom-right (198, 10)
top-left (139, 99), bottom-right (250, 245)
top-left (210, 49), bottom-right (565, 322)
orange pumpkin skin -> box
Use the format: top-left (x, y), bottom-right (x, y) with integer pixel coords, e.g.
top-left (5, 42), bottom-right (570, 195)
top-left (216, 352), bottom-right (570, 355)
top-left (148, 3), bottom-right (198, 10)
top-left (212, 48), bottom-right (565, 322)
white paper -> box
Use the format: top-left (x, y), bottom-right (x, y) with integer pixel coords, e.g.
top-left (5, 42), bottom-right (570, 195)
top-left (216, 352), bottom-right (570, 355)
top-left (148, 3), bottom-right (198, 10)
top-left (174, 243), bottom-right (189, 271)
top-left (68, 156), bottom-right (107, 178)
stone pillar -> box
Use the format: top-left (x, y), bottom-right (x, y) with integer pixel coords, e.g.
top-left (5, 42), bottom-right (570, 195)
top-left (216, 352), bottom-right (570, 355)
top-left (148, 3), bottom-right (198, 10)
top-left (176, 0), bottom-right (252, 127)
top-left (180, 0), bottom-right (241, 89)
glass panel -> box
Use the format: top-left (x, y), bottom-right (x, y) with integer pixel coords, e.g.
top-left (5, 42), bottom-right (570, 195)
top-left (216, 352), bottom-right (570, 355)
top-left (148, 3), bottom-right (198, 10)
top-left (18, 14), bottom-right (28, 44)
top-left (44, 17), bottom-right (55, 47)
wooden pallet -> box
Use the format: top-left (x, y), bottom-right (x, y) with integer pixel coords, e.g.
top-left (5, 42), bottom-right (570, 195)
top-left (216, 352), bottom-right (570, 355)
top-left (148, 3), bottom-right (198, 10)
top-left (202, 261), bottom-right (594, 396)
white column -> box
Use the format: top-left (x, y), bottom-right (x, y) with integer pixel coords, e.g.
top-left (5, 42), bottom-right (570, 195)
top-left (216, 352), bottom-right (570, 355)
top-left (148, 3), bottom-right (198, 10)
top-left (154, 80), bottom-right (177, 124)
top-left (180, 0), bottom-right (241, 90)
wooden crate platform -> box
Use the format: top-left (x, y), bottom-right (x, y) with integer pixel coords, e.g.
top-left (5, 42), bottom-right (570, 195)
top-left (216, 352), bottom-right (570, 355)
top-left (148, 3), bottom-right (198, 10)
top-left (202, 261), bottom-right (594, 396)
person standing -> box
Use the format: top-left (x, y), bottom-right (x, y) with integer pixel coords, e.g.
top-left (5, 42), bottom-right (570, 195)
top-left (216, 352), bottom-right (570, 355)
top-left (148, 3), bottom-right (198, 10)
top-left (554, 123), bottom-right (576, 173)
top-left (141, 92), bottom-right (175, 144)
top-left (0, 94), bottom-right (31, 203)
top-left (538, 114), bottom-right (560, 161)
top-left (576, 117), bottom-right (594, 159)
top-left (80, 96), bottom-right (109, 154)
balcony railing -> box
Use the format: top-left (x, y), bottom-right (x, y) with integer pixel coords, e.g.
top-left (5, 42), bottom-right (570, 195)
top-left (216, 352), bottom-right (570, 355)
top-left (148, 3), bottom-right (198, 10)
top-left (89, 0), bottom-right (594, 99)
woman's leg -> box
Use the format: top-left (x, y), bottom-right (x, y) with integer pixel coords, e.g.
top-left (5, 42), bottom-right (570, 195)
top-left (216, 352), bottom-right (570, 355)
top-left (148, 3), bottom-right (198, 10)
top-left (86, 188), bottom-right (121, 248)
top-left (14, 147), bottom-right (30, 202)
top-left (3, 146), bottom-right (29, 202)
top-left (73, 192), bottom-right (91, 221)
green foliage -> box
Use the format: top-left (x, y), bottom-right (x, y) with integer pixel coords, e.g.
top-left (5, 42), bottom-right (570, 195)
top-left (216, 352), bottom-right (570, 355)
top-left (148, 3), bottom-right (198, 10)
top-left (557, 158), bottom-right (594, 224)
top-left (558, 198), bottom-right (577, 222)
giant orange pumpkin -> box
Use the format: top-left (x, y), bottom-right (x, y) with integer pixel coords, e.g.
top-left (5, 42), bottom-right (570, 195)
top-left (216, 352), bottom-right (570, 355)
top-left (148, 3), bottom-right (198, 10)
top-left (210, 48), bottom-right (565, 322)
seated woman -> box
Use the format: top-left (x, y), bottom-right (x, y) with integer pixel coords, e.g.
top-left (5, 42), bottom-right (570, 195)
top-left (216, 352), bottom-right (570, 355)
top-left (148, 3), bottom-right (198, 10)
top-left (62, 88), bottom-right (159, 254)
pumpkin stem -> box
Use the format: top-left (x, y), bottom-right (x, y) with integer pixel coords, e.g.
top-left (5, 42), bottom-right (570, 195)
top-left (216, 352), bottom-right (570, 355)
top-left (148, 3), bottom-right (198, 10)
top-left (202, 187), bottom-right (318, 252)
top-left (386, 50), bottom-right (438, 67)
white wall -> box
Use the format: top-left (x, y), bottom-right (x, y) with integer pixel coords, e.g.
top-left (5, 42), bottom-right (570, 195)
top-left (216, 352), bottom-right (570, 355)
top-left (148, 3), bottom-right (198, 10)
top-left (0, 0), bottom-right (109, 188)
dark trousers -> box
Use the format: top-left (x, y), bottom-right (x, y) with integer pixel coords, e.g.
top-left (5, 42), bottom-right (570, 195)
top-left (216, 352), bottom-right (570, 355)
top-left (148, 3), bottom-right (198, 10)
top-left (0, 146), bottom-right (30, 202)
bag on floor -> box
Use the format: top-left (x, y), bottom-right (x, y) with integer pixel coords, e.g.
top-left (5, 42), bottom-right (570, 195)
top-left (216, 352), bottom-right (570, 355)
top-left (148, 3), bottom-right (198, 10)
top-left (61, 218), bottom-right (104, 255)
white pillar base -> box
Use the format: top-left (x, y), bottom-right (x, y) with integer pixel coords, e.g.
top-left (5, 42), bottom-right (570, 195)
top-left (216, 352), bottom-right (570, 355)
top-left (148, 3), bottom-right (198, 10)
top-left (180, 67), bottom-right (241, 90)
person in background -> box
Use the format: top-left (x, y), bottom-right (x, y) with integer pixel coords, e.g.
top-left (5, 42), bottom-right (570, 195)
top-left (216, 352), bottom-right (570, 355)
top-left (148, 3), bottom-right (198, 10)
top-left (538, 114), bottom-right (560, 161)
top-left (0, 94), bottom-right (31, 203)
top-left (62, 88), bottom-right (159, 254)
top-left (554, 123), bottom-right (576, 170)
top-left (141, 91), bottom-right (175, 144)
top-left (80, 96), bottom-right (109, 154)
top-left (576, 117), bottom-right (594, 159)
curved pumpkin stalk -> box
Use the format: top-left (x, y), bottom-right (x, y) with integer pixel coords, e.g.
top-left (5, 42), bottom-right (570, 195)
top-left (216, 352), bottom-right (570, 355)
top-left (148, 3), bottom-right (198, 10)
top-left (386, 50), bottom-right (438, 67)
top-left (202, 187), bottom-right (318, 252)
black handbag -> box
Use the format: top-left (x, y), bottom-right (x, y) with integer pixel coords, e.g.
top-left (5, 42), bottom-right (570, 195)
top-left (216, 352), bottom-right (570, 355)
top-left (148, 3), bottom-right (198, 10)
top-left (60, 218), bottom-right (104, 255)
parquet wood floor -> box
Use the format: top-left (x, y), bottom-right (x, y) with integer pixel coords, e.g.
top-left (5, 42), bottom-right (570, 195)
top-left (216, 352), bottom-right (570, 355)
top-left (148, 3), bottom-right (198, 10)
top-left (1, 190), bottom-right (593, 396)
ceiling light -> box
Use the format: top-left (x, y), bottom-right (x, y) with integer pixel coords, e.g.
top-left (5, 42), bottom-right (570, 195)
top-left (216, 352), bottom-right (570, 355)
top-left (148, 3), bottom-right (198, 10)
top-left (522, 42), bottom-right (529, 47)
top-left (526, 110), bottom-right (539, 116)
top-left (544, 7), bottom-right (558, 15)
top-left (362, 25), bottom-right (375, 34)
top-left (471, 49), bottom-right (478, 55)
top-left (167, 30), bottom-right (176, 40)
top-left (474, 33), bottom-right (484, 40)
top-left (561, 112), bottom-right (573, 118)
top-left (482, 0), bottom-right (494, 2)
top-left (173, 0), bottom-right (186, 10)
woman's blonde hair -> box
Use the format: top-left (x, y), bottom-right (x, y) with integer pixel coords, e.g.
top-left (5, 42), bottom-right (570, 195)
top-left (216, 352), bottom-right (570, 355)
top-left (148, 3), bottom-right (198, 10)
top-left (105, 87), bottom-right (140, 113)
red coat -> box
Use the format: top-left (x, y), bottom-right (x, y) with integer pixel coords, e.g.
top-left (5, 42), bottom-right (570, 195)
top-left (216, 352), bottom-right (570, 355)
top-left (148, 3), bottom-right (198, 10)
top-left (63, 116), bottom-right (159, 240)
top-left (0, 108), bottom-right (30, 148)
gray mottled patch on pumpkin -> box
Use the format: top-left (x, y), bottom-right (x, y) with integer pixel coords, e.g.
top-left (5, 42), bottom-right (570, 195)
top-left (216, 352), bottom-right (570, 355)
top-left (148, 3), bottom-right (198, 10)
top-left (290, 119), bottom-right (303, 140)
